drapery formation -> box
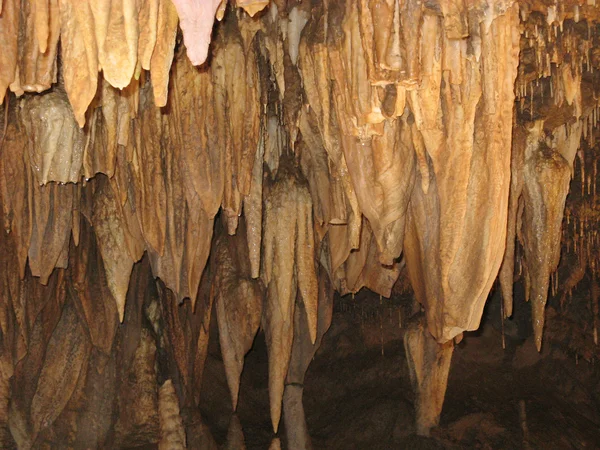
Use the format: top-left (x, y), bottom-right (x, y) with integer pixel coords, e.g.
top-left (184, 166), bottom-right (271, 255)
top-left (1, 0), bottom-right (600, 447)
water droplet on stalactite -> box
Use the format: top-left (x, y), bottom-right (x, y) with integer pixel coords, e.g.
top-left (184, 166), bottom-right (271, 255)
top-left (380, 314), bottom-right (384, 356)
top-left (500, 294), bottom-right (506, 350)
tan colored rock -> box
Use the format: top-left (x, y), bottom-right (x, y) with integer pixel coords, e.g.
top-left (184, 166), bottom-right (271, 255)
top-left (404, 4), bottom-right (521, 343)
top-left (21, 90), bottom-right (84, 185)
top-left (132, 82), bottom-right (167, 255)
top-left (404, 315), bottom-right (454, 437)
top-left (237, 0), bottom-right (269, 17)
top-left (171, 49), bottom-right (223, 217)
top-left (137, 0), bottom-right (159, 72)
top-left (150, 0), bottom-right (179, 107)
top-left (0, 0), bottom-right (19, 104)
top-left (28, 183), bottom-right (73, 284)
top-left (114, 327), bottom-right (160, 448)
top-left (58, 0), bottom-right (98, 127)
top-left (102, 0), bottom-right (139, 89)
top-left (262, 164), bottom-right (318, 433)
top-left (0, 117), bottom-right (32, 279)
top-left (214, 220), bottom-right (263, 410)
top-left (158, 380), bottom-right (187, 450)
top-left (16, 0), bottom-right (60, 94)
top-left (92, 176), bottom-right (138, 322)
top-left (521, 126), bottom-right (575, 351)
top-left (30, 305), bottom-right (91, 438)
top-left (70, 218), bottom-right (119, 355)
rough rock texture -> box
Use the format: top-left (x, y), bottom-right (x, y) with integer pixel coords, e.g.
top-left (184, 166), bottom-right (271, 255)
top-left (404, 315), bottom-right (454, 437)
top-left (261, 162), bottom-right (319, 432)
top-left (403, 3), bottom-right (521, 343)
top-left (213, 220), bottom-right (263, 411)
top-left (1, 0), bottom-right (600, 447)
top-left (158, 380), bottom-right (187, 450)
top-left (282, 265), bottom-right (334, 450)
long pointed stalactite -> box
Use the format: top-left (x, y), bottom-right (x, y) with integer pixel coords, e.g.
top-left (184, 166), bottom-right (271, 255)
top-left (1, 1), bottom-right (600, 448)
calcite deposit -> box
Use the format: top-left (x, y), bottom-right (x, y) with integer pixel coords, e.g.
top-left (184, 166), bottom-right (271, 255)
top-left (1, 0), bottom-right (600, 448)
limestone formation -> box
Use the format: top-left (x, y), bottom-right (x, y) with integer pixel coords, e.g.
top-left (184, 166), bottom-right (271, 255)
top-left (1, 1), bottom-right (600, 447)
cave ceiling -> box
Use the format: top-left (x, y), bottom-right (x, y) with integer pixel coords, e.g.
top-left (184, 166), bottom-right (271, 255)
top-left (1, 0), bottom-right (600, 447)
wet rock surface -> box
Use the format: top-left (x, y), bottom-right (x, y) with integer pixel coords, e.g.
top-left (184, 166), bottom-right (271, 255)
top-left (1, 2), bottom-right (600, 448)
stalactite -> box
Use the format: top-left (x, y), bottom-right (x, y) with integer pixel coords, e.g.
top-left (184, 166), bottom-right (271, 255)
top-left (405, 2), bottom-right (521, 342)
top-left (15, 0), bottom-right (60, 95)
top-left (29, 304), bottom-right (91, 445)
top-left (521, 134), bottom-right (572, 351)
top-left (150, 0), bottom-right (179, 108)
top-left (0, 0), bottom-right (19, 104)
top-left (404, 315), bottom-right (454, 436)
top-left (170, 0), bottom-right (223, 66)
top-left (114, 327), bottom-right (160, 447)
top-left (261, 162), bottom-right (318, 433)
top-left (213, 220), bottom-right (262, 410)
top-left (57, 0), bottom-right (98, 127)
top-left (92, 176), bottom-right (140, 322)
top-left (0, 1), bottom-right (600, 447)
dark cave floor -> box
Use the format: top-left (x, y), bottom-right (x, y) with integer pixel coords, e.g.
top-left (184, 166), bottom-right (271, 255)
top-left (198, 294), bottom-right (600, 450)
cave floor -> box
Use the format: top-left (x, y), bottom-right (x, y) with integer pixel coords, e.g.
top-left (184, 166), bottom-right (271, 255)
top-left (199, 297), bottom-right (600, 450)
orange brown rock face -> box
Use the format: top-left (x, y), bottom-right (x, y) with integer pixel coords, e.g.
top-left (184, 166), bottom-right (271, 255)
top-left (0, 1), bottom-right (600, 448)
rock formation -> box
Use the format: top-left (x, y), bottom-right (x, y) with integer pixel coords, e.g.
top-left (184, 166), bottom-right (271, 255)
top-left (1, 0), bottom-right (600, 447)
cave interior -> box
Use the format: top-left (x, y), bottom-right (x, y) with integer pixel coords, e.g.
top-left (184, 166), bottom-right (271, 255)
top-left (1, 0), bottom-right (600, 448)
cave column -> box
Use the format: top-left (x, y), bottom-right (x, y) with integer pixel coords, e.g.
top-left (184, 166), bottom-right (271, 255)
top-left (404, 315), bottom-right (454, 436)
top-left (282, 266), bottom-right (333, 450)
top-left (283, 383), bottom-right (311, 450)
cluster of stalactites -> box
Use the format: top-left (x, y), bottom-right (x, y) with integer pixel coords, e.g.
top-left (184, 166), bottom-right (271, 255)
top-left (0, 20), bottom-right (264, 322)
top-left (0, 0), bottom-right (271, 126)
top-left (499, 7), bottom-right (600, 351)
top-left (3, 2), bottom-right (600, 448)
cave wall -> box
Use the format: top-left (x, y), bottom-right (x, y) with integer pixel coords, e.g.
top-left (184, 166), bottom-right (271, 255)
top-left (1, 0), bottom-right (600, 448)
